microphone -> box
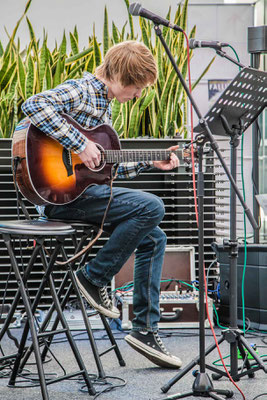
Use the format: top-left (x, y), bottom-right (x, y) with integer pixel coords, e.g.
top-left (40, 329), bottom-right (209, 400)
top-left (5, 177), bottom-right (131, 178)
top-left (189, 38), bottom-right (229, 50)
top-left (129, 3), bottom-right (183, 33)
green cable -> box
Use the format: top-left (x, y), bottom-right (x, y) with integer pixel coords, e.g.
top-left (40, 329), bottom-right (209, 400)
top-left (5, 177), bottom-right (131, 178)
top-left (213, 304), bottom-right (227, 329)
top-left (227, 44), bottom-right (241, 64)
top-left (113, 278), bottom-right (194, 292)
top-left (228, 43), bottom-right (247, 334)
top-left (241, 132), bottom-right (248, 334)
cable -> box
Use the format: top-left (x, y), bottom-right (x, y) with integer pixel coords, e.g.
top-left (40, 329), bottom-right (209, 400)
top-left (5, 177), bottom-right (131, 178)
top-left (79, 375), bottom-right (127, 399)
top-left (252, 394), bottom-right (267, 400)
top-left (241, 131), bottom-right (248, 334)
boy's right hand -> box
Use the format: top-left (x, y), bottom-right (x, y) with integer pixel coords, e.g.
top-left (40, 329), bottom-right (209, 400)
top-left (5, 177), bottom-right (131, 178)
top-left (78, 141), bottom-right (101, 170)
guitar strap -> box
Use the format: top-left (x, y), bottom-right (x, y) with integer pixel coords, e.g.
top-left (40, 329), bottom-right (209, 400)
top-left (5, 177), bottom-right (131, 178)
top-left (56, 164), bottom-right (119, 266)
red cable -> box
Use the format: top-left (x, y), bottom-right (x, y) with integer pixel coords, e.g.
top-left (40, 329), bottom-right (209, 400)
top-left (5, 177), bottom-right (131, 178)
top-left (183, 30), bottom-right (246, 400)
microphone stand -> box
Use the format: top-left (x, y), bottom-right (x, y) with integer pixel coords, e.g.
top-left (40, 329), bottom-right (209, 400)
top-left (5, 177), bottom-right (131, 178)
top-left (215, 48), bottom-right (245, 69)
top-left (152, 23), bottom-right (259, 400)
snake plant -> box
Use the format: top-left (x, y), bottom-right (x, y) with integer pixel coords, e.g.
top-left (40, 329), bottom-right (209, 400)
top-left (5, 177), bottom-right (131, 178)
top-left (0, 0), bottom-right (214, 138)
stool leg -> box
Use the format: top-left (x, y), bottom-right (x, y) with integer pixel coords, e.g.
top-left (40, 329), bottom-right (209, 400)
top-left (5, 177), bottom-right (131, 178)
top-left (46, 271), bottom-right (95, 395)
top-left (0, 235), bottom-right (41, 342)
top-left (40, 238), bottom-right (96, 395)
top-left (20, 271), bottom-right (71, 367)
top-left (5, 238), bottom-right (49, 400)
top-left (66, 233), bottom-right (126, 368)
top-left (99, 314), bottom-right (126, 367)
top-left (67, 267), bottom-right (107, 378)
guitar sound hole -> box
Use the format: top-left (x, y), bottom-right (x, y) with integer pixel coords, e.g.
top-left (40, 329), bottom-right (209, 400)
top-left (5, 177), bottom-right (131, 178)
top-left (88, 144), bottom-right (106, 172)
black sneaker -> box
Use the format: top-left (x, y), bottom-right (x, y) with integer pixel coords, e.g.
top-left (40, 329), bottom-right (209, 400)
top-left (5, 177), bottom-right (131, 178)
top-left (75, 269), bottom-right (120, 319)
top-left (124, 330), bottom-right (182, 369)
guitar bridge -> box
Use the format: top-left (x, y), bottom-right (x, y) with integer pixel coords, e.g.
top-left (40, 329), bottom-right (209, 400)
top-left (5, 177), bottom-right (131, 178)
top-left (62, 148), bottom-right (73, 177)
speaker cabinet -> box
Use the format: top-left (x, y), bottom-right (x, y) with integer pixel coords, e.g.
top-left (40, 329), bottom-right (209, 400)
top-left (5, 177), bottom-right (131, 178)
top-left (213, 243), bottom-right (267, 330)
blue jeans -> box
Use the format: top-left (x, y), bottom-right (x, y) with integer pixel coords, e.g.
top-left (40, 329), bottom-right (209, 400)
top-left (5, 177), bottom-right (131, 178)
top-left (45, 184), bottom-right (167, 332)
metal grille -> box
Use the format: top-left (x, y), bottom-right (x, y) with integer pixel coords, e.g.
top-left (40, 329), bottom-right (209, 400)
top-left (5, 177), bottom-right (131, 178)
top-left (0, 138), bottom-right (217, 310)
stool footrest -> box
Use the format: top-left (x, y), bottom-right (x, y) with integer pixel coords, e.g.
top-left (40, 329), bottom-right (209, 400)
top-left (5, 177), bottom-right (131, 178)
top-left (99, 345), bottom-right (116, 358)
top-left (37, 328), bottom-right (67, 338)
top-left (45, 370), bottom-right (86, 385)
top-left (37, 328), bottom-right (68, 338)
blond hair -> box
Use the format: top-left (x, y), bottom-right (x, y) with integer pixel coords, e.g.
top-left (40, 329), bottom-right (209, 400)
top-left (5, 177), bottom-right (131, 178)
top-left (95, 41), bottom-right (157, 87)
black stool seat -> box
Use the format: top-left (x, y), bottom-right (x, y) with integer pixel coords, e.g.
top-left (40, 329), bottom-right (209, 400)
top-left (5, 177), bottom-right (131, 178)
top-left (0, 219), bottom-right (74, 235)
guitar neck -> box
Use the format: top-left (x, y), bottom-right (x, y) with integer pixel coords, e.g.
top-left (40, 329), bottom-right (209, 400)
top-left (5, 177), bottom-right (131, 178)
top-left (104, 149), bottom-right (184, 163)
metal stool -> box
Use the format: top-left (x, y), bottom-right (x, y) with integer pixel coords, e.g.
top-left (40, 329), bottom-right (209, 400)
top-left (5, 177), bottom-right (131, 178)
top-left (0, 219), bottom-right (96, 399)
top-left (19, 220), bottom-right (125, 380)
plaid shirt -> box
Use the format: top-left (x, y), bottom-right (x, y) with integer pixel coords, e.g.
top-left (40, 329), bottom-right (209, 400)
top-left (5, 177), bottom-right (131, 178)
top-left (21, 72), bottom-right (152, 180)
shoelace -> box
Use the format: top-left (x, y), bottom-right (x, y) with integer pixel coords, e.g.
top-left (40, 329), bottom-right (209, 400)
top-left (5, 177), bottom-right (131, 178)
top-left (154, 332), bottom-right (170, 355)
top-left (99, 287), bottom-right (112, 308)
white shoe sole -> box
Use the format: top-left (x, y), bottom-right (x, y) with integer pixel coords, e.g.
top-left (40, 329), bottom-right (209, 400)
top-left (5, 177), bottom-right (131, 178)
top-left (75, 274), bottom-right (120, 319)
top-left (125, 334), bottom-right (182, 369)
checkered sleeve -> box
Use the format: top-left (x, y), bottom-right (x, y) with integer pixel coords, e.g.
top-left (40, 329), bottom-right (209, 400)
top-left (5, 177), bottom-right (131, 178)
top-left (21, 81), bottom-right (89, 153)
top-left (114, 161), bottom-right (154, 180)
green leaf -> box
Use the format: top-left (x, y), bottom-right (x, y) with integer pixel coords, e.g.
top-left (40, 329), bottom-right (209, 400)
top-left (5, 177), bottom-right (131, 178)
top-left (73, 26), bottom-right (79, 43)
top-left (0, 51), bottom-right (11, 84)
top-left (53, 57), bottom-right (63, 87)
top-left (192, 56), bottom-right (216, 91)
top-left (112, 22), bottom-right (120, 44)
top-left (59, 31), bottom-right (67, 57)
top-left (25, 54), bottom-right (36, 98)
top-left (140, 18), bottom-right (150, 50)
top-left (0, 41), bottom-right (4, 57)
top-left (124, 0), bottom-right (135, 39)
top-left (39, 39), bottom-right (48, 91)
top-left (17, 52), bottom-right (26, 99)
top-left (112, 99), bottom-right (122, 125)
top-left (26, 17), bottom-right (38, 57)
top-left (113, 112), bottom-right (123, 134)
top-left (45, 63), bottom-right (52, 90)
top-left (103, 6), bottom-right (110, 56)
top-left (128, 95), bottom-right (144, 138)
top-left (65, 46), bottom-right (93, 65)
top-left (66, 60), bottom-right (86, 80)
top-left (93, 34), bottom-right (102, 69)
top-left (85, 53), bottom-right (94, 73)
top-left (0, 60), bottom-right (16, 91)
top-left (70, 32), bottom-right (79, 56)
top-left (180, 0), bottom-right (189, 31)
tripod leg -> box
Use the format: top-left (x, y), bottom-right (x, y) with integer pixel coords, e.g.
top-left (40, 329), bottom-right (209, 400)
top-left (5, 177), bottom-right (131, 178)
top-left (157, 391), bottom-right (194, 400)
top-left (239, 335), bottom-right (267, 373)
top-left (211, 389), bottom-right (234, 398)
top-left (236, 338), bottom-right (254, 378)
top-left (209, 393), bottom-right (231, 400)
top-left (161, 358), bottom-right (199, 393)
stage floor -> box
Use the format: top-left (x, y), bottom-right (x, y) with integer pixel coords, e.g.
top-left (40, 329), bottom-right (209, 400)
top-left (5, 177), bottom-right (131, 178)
top-left (0, 326), bottom-right (266, 400)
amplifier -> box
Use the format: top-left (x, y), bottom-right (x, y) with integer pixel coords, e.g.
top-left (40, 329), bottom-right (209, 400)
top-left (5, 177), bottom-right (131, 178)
top-left (117, 291), bottom-right (213, 329)
top-left (112, 246), bottom-right (213, 329)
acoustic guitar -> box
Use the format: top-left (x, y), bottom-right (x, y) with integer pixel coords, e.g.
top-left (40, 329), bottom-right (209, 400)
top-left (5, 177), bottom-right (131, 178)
top-left (12, 114), bottom-right (192, 206)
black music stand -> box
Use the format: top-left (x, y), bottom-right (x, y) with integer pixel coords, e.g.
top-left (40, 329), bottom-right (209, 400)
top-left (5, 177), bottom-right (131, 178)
top-left (160, 66), bottom-right (267, 399)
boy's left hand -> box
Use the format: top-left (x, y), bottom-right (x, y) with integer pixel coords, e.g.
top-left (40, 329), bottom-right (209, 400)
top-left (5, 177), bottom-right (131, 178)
top-left (153, 145), bottom-right (180, 171)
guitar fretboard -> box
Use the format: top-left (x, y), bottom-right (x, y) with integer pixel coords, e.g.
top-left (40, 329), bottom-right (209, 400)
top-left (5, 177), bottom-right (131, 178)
top-left (104, 149), bottom-right (183, 163)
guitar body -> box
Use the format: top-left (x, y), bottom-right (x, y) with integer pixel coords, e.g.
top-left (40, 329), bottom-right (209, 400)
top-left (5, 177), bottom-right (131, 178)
top-left (12, 114), bottom-right (121, 205)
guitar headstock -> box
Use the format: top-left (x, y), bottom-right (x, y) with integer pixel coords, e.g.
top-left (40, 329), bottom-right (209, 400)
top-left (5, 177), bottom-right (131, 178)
top-left (182, 144), bottom-right (198, 165)
top-left (182, 142), bottom-right (212, 166)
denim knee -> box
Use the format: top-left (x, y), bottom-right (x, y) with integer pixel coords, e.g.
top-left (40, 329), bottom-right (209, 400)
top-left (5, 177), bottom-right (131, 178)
top-left (142, 193), bottom-right (165, 225)
top-left (159, 228), bottom-right (167, 248)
